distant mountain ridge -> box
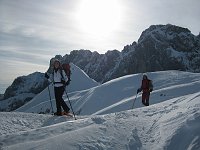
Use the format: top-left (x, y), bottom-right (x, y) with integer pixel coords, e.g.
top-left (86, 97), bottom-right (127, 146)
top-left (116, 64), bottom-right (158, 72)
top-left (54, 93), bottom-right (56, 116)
top-left (1, 24), bottom-right (200, 112)
top-left (0, 72), bottom-right (48, 111)
top-left (54, 24), bottom-right (200, 83)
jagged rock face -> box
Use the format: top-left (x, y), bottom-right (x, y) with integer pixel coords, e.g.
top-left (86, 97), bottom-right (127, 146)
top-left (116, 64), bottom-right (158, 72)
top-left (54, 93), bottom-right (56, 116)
top-left (134, 24), bottom-right (200, 72)
top-left (0, 94), bottom-right (3, 101)
top-left (52, 24), bottom-right (200, 83)
top-left (62, 50), bottom-right (121, 82)
top-left (1, 72), bottom-right (48, 111)
top-left (138, 24), bottom-right (198, 53)
top-left (4, 72), bottom-right (48, 99)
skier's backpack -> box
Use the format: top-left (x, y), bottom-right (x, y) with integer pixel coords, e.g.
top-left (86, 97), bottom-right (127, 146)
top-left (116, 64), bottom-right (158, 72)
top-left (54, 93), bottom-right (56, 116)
top-left (149, 80), bottom-right (153, 91)
top-left (62, 63), bottom-right (71, 80)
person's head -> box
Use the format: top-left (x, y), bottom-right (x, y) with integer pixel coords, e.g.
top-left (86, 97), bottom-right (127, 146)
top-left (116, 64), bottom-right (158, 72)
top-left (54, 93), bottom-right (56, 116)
top-left (143, 74), bottom-right (148, 80)
top-left (53, 59), bottom-right (61, 69)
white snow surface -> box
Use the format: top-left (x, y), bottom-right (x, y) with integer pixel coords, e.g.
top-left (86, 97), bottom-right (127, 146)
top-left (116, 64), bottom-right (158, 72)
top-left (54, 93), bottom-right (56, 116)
top-left (0, 70), bottom-right (200, 150)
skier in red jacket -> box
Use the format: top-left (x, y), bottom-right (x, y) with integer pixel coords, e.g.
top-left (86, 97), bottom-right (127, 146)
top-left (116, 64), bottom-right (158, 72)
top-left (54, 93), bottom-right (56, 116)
top-left (137, 74), bottom-right (153, 106)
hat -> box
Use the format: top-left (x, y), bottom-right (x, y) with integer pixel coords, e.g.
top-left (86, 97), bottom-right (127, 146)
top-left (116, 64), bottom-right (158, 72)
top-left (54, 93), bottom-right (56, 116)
top-left (53, 59), bottom-right (61, 66)
top-left (143, 73), bottom-right (148, 79)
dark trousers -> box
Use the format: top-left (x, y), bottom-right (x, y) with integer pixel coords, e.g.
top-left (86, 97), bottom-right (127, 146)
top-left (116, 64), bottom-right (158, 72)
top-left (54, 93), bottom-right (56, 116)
top-left (142, 92), bottom-right (150, 106)
top-left (54, 86), bottom-right (70, 113)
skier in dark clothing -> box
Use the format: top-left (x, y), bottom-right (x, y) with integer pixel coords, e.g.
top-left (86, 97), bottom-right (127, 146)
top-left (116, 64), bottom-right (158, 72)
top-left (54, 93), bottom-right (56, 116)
top-left (137, 74), bottom-right (153, 106)
top-left (45, 59), bottom-right (71, 116)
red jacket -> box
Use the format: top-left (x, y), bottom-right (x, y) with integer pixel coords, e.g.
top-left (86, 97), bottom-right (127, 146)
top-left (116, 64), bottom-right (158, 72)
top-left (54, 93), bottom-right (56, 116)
top-left (141, 79), bottom-right (151, 93)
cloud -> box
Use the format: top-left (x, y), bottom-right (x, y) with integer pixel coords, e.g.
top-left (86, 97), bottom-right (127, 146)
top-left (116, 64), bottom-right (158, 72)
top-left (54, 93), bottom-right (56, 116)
top-left (0, 48), bottom-right (50, 65)
top-left (0, 0), bottom-right (85, 52)
top-left (0, 47), bottom-right (51, 93)
top-left (123, 0), bottom-right (200, 36)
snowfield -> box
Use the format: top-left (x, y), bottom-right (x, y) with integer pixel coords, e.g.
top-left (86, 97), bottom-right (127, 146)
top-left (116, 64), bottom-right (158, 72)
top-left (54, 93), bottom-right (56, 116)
top-left (16, 70), bottom-right (200, 116)
top-left (0, 70), bottom-right (200, 150)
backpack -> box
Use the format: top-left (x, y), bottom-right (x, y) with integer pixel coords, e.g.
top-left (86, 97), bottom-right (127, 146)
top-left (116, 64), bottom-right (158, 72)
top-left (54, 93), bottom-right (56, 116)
top-left (149, 80), bottom-right (153, 91)
top-left (62, 63), bottom-right (71, 80)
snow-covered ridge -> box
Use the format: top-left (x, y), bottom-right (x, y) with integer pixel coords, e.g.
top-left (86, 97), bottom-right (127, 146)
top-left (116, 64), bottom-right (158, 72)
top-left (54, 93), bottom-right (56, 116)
top-left (0, 70), bottom-right (200, 149)
top-left (0, 72), bottom-right (48, 111)
top-left (138, 24), bottom-right (192, 44)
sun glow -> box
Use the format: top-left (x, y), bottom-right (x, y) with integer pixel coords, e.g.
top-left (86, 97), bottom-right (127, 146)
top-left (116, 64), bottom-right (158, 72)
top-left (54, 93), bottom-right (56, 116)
top-left (76, 0), bottom-right (123, 37)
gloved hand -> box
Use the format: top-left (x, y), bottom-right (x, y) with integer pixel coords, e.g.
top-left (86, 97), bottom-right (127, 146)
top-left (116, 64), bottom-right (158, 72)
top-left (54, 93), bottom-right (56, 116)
top-left (149, 89), bottom-right (153, 92)
top-left (61, 80), bottom-right (66, 85)
top-left (66, 79), bottom-right (71, 86)
top-left (45, 73), bottom-right (49, 79)
top-left (137, 88), bottom-right (141, 94)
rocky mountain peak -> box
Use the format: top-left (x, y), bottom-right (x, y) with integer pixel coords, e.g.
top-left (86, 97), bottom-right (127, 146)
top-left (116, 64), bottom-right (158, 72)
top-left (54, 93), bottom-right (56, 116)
top-left (138, 24), bottom-right (197, 52)
top-left (139, 24), bottom-right (191, 42)
top-left (1, 72), bottom-right (48, 111)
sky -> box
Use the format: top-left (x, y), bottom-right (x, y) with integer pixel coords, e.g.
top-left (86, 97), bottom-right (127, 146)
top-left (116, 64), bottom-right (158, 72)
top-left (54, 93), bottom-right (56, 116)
top-left (0, 0), bottom-right (200, 94)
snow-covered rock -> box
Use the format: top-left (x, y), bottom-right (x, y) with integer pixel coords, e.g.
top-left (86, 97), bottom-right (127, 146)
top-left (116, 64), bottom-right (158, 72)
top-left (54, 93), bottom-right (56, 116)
top-left (0, 72), bottom-right (48, 111)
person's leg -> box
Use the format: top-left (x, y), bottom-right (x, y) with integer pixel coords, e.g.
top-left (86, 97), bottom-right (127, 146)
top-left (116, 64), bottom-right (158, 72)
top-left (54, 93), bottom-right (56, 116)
top-left (54, 87), bottom-right (62, 115)
top-left (60, 87), bottom-right (70, 112)
top-left (145, 92), bottom-right (150, 106)
top-left (142, 92), bottom-right (150, 106)
top-left (142, 93), bottom-right (146, 106)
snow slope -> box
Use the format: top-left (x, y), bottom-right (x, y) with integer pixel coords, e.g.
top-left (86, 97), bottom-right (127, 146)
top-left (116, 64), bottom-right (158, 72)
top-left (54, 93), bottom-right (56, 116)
top-left (16, 70), bottom-right (200, 116)
top-left (0, 91), bottom-right (199, 150)
top-left (66, 63), bottom-right (99, 92)
top-left (0, 112), bottom-right (50, 136)
top-left (72, 70), bottom-right (200, 115)
top-left (16, 64), bottom-right (99, 113)
top-left (0, 70), bottom-right (200, 149)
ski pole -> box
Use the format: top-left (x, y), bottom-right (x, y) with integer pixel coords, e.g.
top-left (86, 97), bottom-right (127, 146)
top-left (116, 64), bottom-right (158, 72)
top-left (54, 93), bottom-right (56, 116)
top-left (47, 84), bottom-right (54, 114)
top-left (64, 88), bottom-right (77, 120)
top-left (132, 93), bottom-right (138, 109)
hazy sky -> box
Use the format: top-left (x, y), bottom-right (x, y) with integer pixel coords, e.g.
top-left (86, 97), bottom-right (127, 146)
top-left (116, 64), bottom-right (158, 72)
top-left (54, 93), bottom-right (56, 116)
top-left (0, 0), bottom-right (200, 93)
